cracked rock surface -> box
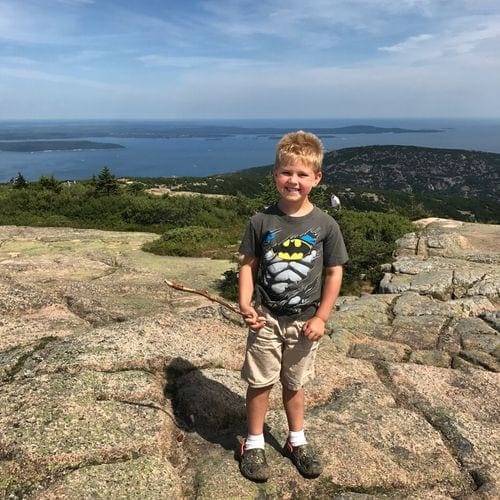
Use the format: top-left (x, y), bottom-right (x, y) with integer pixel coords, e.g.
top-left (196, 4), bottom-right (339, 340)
top-left (1, 221), bottom-right (498, 499)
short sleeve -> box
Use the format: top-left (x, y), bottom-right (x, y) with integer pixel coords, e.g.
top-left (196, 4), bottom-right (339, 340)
top-left (323, 219), bottom-right (349, 267)
top-left (239, 219), bottom-right (261, 258)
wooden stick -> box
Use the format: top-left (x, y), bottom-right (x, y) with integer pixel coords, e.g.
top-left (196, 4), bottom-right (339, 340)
top-left (165, 279), bottom-right (243, 316)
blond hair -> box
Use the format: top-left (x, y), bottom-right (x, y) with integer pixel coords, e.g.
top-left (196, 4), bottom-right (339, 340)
top-left (274, 130), bottom-right (324, 173)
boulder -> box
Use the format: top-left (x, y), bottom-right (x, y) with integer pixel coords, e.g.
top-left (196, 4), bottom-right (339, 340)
top-left (387, 363), bottom-right (500, 493)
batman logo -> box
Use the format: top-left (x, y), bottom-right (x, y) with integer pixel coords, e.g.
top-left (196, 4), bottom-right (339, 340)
top-left (275, 238), bottom-right (312, 261)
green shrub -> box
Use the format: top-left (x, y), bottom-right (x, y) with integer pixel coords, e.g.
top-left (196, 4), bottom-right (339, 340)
top-left (336, 210), bottom-right (414, 294)
top-left (218, 268), bottom-right (239, 301)
top-left (142, 225), bottom-right (242, 259)
top-left (38, 175), bottom-right (62, 193)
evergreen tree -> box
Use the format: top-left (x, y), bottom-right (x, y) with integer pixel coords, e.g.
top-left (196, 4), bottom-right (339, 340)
top-left (93, 166), bottom-right (118, 195)
top-left (12, 172), bottom-right (28, 189)
top-left (256, 173), bottom-right (278, 208)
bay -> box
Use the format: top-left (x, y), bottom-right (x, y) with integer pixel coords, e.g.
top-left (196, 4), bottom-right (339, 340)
top-left (0, 118), bottom-right (499, 182)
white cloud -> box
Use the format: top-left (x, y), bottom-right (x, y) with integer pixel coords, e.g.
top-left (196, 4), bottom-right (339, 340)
top-left (148, 40), bottom-right (500, 119)
top-left (58, 50), bottom-right (111, 64)
top-left (3, 52), bottom-right (499, 119)
top-left (0, 56), bottom-right (37, 65)
top-left (377, 15), bottom-right (500, 64)
top-left (0, 1), bottom-right (180, 46)
top-left (200, 0), bottom-right (500, 45)
top-left (379, 34), bottom-right (435, 53)
top-left (137, 54), bottom-right (267, 69)
top-left (54, 0), bottom-right (94, 5)
top-left (1, 0), bottom-right (499, 118)
top-left (198, 0), bottom-right (447, 39)
top-left (0, 66), bottom-right (132, 92)
top-left (0, 0), bottom-right (80, 44)
top-left (447, 17), bottom-right (500, 53)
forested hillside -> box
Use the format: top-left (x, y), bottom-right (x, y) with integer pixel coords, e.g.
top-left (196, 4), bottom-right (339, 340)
top-left (323, 145), bottom-right (500, 200)
top-left (131, 145), bottom-right (500, 223)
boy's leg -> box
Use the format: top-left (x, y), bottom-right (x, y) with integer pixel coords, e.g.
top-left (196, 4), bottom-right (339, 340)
top-left (241, 310), bottom-right (281, 444)
top-left (282, 385), bottom-right (304, 432)
top-left (239, 311), bottom-right (281, 481)
top-left (280, 319), bottom-right (323, 478)
top-left (282, 384), bottom-right (322, 478)
top-left (246, 385), bottom-right (273, 436)
top-left (239, 385), bottom-right (273, 482)
top-left (283, 386), bottom-right (307, 448)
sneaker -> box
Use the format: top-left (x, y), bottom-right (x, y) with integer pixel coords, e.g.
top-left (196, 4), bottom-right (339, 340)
top-left (283, 440), bottom-right (323, 478)
top-left (239, 439), bottom-right (270, 482)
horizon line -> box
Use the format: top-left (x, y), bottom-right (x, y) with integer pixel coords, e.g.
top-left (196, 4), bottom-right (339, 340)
top-left (1, 116), bottom-right (500, 123)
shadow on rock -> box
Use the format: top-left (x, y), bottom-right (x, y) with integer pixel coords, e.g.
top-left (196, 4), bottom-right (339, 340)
top-left (165, 358), bottom-right (281, 454)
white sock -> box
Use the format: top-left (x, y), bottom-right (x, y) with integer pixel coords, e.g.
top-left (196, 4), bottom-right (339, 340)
top-left (288, 429), bottom-right (307, 447)
top-left (244, 433), bottom-right (265, 450)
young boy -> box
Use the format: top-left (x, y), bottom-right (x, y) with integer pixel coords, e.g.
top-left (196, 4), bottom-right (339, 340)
top-left (238, 131), bottom-right (348, 482)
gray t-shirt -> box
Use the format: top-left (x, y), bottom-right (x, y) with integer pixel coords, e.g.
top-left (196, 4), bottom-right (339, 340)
top-left (239, 204), bottom-right (348, 315)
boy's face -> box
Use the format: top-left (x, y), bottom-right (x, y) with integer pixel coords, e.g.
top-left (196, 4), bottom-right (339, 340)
top-left (273, 160), bottom-right (322, 205)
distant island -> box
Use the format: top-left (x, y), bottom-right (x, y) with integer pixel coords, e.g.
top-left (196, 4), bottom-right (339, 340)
top-left (0, 140), bottom-right (125, 152)
top-left (0, 123), bottom-right (442, 141)
top-left (320, 125), bottom-right (442, 134)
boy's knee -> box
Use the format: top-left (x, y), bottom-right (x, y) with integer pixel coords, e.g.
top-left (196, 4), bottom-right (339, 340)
top-left (282, 385), bottom-right (304, 397)
top-left (247, 384), bottom-right (274, 396)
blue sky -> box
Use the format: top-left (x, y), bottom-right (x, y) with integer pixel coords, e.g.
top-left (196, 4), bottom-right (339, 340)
top-left (1, 0), bottom-right (499, 119)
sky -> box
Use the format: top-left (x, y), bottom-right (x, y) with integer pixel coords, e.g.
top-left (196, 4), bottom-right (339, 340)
top-left (0, 0), bottom-right (499, 119)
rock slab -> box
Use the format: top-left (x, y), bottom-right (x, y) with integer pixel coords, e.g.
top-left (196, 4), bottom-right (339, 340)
top-left (0, 222), bottom-right (499, 499)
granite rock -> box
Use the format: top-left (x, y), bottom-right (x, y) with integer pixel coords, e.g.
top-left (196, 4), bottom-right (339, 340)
top-left (0, 222), bottom-right (498, 499)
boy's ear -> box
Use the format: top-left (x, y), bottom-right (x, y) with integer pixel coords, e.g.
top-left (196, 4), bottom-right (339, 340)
top-left (313, 171), bottom-right (322, 186)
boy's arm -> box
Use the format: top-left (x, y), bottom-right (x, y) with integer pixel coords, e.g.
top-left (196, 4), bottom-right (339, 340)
top-left (302, 265), bottom-right (343, 341)
top-left (238, 254), bottom-right (266, 330)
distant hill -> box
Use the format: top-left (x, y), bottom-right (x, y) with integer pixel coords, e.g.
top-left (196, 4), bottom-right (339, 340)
top-left (134, 145), bottom-right (499, 223)
top-left (322, 145), bottom-right (500, 200)
top-left (147, 145), bottom-right (499, 201)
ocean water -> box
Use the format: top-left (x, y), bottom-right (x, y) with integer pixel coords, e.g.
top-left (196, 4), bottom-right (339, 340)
top-left (0, 118), bottom-right (499, 182)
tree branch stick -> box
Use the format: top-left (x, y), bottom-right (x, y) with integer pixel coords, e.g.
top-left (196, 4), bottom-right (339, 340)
top-left (165, 279), bottom-right (242, 316)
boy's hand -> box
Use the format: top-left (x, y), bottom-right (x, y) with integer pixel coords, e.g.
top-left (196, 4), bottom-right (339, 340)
top-left (302, 316), bottom-right (325, 341)
top-left (240, 305), bottom-right (266, 331)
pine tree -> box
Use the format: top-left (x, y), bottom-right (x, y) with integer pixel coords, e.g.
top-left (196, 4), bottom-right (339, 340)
top-left (256, 173), bottom-right (278, 208)
top-left (12, 172), bottom-right (28, 189)
top-left (93, 166), bottom-right (118, 195)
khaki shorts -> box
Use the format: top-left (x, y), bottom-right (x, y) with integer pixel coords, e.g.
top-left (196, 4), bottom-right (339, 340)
top-left (241, 308), bottom-right (319, 391)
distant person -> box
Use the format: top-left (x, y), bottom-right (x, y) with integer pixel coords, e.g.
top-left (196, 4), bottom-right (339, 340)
top-left (330, 193), bottom-right (341, 209)
top-left (238, 131), bottom-right (348, 481)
